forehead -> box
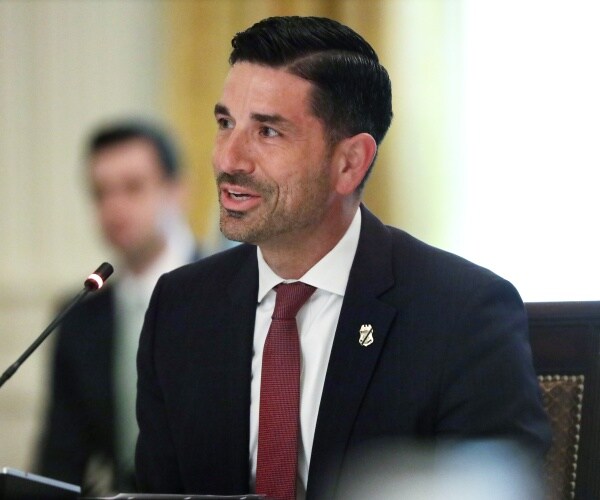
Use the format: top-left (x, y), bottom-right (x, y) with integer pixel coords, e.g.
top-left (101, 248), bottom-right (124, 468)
top-left (89, 139), bottom-right (164, 182)
top-left (220, 62), bottom-right (315, 118)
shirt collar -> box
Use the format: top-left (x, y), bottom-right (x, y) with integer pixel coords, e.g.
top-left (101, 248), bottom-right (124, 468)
top-left (256, 208), bottom-right (362, 303)
top-left (116, 223), bottom-right (197, 304)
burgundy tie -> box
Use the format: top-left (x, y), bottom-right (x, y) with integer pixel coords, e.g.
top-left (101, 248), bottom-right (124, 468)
top-left (256, 282), bottom-right (316, 500)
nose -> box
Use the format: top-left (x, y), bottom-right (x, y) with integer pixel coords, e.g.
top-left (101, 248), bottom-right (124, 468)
top-left (97, 189), bottom-right (130, 223)
top-left (213, 129), bottom-right (254, 175)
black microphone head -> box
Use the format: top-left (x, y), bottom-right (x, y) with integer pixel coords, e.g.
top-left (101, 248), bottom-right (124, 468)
top-left (84, 262), bottom-right (114, 291)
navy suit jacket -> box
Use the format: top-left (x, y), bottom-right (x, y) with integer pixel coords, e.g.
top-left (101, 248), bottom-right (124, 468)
top-left (135, 206), bottom-right (550, 498)
top-left (36, 286), bottom-right (124, 489)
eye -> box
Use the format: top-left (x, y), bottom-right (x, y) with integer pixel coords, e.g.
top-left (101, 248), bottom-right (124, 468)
top-left (259, 126), bottom-right (280, 138)
top-left (216, 117), bottom-right (234, 130)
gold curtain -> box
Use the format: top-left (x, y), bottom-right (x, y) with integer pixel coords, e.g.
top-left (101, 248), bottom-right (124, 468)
top-left (161, 0), bottom-right (394, 240)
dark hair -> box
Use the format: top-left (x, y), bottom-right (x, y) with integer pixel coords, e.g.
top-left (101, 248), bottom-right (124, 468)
top-left (229, 16), bottom-right (393, 187)
top-left (87, 119), bottom-right (180, 179)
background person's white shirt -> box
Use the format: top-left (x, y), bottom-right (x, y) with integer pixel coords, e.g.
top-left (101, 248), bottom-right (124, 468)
top-left (114, 220), bottom-right (197, 477)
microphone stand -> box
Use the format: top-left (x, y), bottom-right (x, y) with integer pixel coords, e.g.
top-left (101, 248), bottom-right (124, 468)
top-left (0, 262), bottom-right (113, 389)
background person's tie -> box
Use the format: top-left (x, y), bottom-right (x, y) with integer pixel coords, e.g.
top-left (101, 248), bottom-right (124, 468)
top-left (256, 282), bottom-right (316, 500)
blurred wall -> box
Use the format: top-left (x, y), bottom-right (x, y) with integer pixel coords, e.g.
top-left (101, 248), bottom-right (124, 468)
top-left (0, 0), bottom-right (165, 471)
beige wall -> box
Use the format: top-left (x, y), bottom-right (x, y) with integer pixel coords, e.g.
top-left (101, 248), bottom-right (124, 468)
top-left (0, 0), bottom-right (164, 471)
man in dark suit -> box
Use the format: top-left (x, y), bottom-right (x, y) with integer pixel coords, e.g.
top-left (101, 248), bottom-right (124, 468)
top-left (135, 17), bottom-right (551, 500)
top-left (35, 120), bottom-right (200, 495)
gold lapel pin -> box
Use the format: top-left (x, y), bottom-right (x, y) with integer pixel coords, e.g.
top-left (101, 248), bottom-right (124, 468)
top-left (359, 324), bottom-right (374, 347)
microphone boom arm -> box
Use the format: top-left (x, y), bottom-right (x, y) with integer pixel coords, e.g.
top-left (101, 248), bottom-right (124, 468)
top-left (0, 262), bottom-right (113, 389)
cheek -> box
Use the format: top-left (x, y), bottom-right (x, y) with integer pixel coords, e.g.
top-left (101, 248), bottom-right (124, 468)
top-left (211, 146), bottom-right (220, 172)
top-left (96, 200), bottom-right (123, 225)
top-left (278, 169), bottom-right (324, 208)
top-left (134, 197), bottom-right (162, 226)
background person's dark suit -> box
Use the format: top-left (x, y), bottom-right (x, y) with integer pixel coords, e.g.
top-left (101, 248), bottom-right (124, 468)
top-left (36, 286), bottom-right (130, 491)
top-left (136, 206), bottom-right (550, 499)
top-left (36, 255), bottom-right (201, 494)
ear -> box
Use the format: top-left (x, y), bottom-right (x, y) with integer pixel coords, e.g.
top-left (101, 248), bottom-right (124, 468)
top-left (332, 133), bottom-right (377, 195)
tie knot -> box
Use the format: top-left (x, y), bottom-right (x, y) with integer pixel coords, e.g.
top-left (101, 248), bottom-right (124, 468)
top-left (272, 282), bottom-right (316, 320)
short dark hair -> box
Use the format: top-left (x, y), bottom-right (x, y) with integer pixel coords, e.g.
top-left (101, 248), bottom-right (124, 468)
top-left (229, 16), bottom-right (393, 187)
top-left (86, 119), bottom-right (180, 179)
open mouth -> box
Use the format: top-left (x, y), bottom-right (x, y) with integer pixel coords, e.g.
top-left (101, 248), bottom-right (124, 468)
top-left (220, 183), bottom-right (262, 211)
top-left (228, 190), bottom-right (254, 201)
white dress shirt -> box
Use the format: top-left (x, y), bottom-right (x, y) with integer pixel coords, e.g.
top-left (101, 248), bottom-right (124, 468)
top-left (249, 208), bottom-right (362, 498)
top-left (114, 222), bottom-right (196, 476)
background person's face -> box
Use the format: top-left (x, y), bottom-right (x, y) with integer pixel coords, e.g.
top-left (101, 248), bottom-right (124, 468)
top-left (89, 139), bottom-right (176, 264)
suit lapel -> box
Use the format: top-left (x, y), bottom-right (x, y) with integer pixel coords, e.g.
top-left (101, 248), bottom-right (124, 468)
top-left (219, 247), bottom-right (259, 489)
top-left (307, 206), bottom-right (398, 499)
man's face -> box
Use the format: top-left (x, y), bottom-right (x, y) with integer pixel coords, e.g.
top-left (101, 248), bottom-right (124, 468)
top-left (212, 62), bottom-right (336, 247)
top-left (89, 139), bottom-right (176, 262)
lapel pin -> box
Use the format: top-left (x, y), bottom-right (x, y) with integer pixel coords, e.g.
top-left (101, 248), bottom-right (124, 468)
top-left (359, 324), bottom-right (374, 347)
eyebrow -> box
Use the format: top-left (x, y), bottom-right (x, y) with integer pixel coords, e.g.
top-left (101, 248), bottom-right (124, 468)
top-left (251, 112), bottom-right (289, 125)
top-left (214, 103), bottom-right (292, 127)
top-left (214, 103), bottom-right (229, 116)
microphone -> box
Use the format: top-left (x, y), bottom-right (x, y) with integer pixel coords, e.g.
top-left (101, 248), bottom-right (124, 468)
top-left (84, 262), bottom-right (114, 291)
top-left (0, 262), bottom-right (114, 389)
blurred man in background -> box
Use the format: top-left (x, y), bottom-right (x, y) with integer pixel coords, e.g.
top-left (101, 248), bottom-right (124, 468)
top-left (35, 119), bottom-right (201, 495)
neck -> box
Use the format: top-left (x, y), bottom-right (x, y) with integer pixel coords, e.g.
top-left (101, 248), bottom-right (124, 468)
top-left (124, 237), bottom-right (167, 276)
top-left (260, 203), bottom-right (359, 279)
